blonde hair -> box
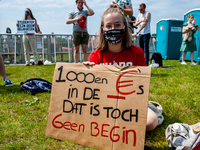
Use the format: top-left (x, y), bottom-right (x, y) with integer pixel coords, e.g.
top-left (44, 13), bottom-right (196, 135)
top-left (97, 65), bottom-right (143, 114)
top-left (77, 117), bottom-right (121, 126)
top-left (95, 4), bottom-right (132, 50)
top-left (187, 14), bottom-right (194, 19)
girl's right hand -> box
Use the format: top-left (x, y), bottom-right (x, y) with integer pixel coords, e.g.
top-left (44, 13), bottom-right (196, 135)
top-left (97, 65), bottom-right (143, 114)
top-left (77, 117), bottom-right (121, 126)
top-left (83, 61), bottom-right (95, 66)
top-left (16, 23), bottom-right (19, 26)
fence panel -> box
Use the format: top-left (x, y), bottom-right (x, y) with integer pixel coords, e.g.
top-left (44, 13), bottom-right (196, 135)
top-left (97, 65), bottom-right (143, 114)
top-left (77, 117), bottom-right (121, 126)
top-left (0, 34), bottom-right (156, 64)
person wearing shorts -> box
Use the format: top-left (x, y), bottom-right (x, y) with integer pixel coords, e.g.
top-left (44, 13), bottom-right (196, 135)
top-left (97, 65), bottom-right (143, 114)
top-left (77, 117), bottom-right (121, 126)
top-left (66, 0), bottom-right (94, 63)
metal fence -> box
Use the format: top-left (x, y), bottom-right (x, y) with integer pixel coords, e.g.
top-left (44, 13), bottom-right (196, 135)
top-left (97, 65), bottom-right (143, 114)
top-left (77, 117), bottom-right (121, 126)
top-left (0, 34), bottom-right (156, 64)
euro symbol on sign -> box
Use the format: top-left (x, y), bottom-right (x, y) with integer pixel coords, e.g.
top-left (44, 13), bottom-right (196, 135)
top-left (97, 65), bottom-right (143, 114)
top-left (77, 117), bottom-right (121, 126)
top-left (107, 70), bottom-right (139, 100)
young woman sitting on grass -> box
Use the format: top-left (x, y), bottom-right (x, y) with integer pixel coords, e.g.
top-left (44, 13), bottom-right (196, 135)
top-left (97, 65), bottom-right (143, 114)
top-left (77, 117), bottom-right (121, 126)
top-left (84, 4), bottom-right (163, 131)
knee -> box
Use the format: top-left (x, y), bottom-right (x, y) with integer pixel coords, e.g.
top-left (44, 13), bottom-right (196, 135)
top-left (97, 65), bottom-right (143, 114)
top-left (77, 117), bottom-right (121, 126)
top-left (74, 49), bottom-right (79, 54)
top-left (146, 117), bottom-right (158, 131)
top-left (146, 108), bottom-right (159, 131)
top-left (82, 50), bottom-right (87, 54)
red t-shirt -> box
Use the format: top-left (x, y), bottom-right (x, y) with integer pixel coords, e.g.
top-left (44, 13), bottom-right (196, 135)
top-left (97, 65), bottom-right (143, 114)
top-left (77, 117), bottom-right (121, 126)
top-left (88, 45), bottom-right (146, 66)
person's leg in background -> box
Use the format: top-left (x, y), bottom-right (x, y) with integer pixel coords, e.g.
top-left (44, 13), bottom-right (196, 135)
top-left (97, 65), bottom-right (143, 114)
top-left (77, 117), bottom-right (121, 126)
top-left (181, 51), bottom-right (187, 65)
top-left (139, 34), bottom-right (144, 51)
top-left (29, 35), bottom-right (38, 66)
top-left (81, 32), bottom-right (89, 62)
top-left (139, 34), bottom-right (146, 65)
top-left (190, 51), bottom-right (196, 65)
top-left (73, 32), bottom-right (81, 63)
top-left (74, 45), bottom-right (80, 63)
top-left (143, 33), bottom-right (150, 66)
top-left (23, 35), bottom-right (30, 66)
top-left (81, 44), bottom-right (88, 62)
top-left (0, 53), bottom-right (7, 79)
top-left (0, 53), bottom-right (13, 86)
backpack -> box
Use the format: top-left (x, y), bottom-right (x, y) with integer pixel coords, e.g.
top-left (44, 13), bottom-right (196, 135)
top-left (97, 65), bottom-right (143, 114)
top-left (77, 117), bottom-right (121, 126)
top-left (21, 78), bottom-right (52, 95)
top-left (165, 122), bottom-right (200, 150)
top-left (151, 53), bottom-right (163, 67)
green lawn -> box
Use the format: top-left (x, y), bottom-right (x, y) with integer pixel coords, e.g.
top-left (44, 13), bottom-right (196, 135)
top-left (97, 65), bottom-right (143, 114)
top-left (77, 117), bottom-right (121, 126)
top-left (0, 60), bottom-right (199, 150)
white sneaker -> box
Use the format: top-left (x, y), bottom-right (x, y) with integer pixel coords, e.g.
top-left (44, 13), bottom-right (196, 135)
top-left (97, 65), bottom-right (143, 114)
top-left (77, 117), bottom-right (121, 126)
top-left (191, 62), bottom-right (196, 65)
top-left (181, 61), bottom-right (187, 65)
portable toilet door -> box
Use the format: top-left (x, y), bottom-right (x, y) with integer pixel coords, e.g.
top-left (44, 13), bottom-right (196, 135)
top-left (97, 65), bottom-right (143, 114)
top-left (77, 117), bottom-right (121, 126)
top-left (180, 8), bottom-right (200, 62)
top-left (156, 19), bottom-right (169, 59)
top-left (156, 19), bottom-right (183, 60)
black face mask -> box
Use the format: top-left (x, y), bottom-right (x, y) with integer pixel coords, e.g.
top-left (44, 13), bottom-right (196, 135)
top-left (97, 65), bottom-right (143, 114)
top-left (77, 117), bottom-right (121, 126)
top-left (103, 27), bottom-right (126, 45)
top-left (25, 11), bottom-right (30, 16)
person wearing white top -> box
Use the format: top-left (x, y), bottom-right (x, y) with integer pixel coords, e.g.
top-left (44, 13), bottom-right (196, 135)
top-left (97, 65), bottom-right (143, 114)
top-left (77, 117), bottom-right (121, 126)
top-left (133, 3), bottom-right (151, 66)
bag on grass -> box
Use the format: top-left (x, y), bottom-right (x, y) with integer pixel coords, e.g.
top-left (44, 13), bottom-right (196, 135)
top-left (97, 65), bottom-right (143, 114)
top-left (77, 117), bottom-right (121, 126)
top-left (21, 78), bottom-right (52, 95)
top-left (165, 122), bottom-right (200, 150)
top-left (151, 53), bottom-right (163, 67)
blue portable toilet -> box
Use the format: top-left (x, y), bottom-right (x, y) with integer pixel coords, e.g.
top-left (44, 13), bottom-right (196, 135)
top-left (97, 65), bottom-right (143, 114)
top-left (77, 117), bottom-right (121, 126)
top-left (156, 19), bottom-right (183, 59)
top-left (180, 8), bottom-right (200, 62)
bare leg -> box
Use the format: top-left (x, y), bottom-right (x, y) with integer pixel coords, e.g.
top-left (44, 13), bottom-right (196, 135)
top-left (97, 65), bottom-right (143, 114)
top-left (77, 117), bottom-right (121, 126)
top-left (182, 51), bottom-right (187, 62)
top-left (146, 108), bottom-right (158, 131)
top-left (74, 45), bottom-right (80, 63)
top-left (0, 53), bottom-right (7, 79)
top-left (190, 51), bottom-right (194, 63)
top-left (81, 44), bottom-right (88, 62)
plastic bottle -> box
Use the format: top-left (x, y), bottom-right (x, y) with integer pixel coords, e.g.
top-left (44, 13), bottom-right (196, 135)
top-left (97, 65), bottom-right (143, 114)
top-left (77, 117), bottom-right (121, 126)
top-left (152, 59), bottom-right (155, 64)
top-left (151, 59), bottom-right (155, 68)
top-left (172, 123), bottom-right (188, 134)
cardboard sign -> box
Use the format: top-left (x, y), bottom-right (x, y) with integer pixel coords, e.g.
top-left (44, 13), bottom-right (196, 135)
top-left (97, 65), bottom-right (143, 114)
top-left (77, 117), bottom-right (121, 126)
top-left (17, 20), bottom-right (35, 34)
top-left (46, 63), bottom-right (151, 150)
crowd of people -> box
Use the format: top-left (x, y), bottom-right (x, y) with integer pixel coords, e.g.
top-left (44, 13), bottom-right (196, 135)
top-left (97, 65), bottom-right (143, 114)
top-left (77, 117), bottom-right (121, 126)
top-left (66, 0), bottom-right (152, 65)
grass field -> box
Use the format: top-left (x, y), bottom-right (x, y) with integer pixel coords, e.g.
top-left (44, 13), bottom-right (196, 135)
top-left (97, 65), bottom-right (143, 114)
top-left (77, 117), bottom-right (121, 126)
top-left (0, 60), bottom-right (199, 150)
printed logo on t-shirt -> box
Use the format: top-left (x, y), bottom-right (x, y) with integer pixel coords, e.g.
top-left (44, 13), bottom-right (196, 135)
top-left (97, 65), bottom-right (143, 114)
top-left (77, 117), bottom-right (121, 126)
top-left (100, 62), bottom-right (133, 66)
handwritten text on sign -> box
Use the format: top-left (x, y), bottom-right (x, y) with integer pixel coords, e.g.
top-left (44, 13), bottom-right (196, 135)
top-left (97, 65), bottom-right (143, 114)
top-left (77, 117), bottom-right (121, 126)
top-left (46, 63), bottom-right (151, 150)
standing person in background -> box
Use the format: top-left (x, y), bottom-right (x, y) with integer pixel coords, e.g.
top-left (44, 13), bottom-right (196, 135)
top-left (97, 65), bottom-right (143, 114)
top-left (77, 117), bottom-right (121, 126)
top-left (17, 8), bottom-right (39, 66)
top-left (0, 53), bottom-right (13, 86)
top-left (112, 0), bottom-right (133, 17)
top-left (133, 3), bottom-right (151, 66)
top-left (66, 0), bottom-right (94, 63)
top-left (5, 27), bottom-right (14, 61)
top-left (180, 14), bottom-right (199, 65)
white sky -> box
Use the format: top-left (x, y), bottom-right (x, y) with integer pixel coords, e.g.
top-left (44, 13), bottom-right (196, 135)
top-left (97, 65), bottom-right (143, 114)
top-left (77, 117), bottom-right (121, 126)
top-left (0, 0), bottom-right (200, 35)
